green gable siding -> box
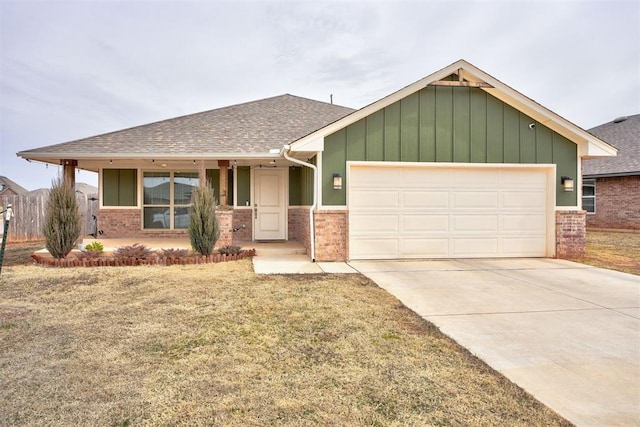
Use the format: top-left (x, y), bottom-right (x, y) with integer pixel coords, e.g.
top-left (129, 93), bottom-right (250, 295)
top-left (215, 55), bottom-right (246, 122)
top-left (103, 169), bottom-right (137, 206)
top-left (323, 86), bottom-right (577, 206)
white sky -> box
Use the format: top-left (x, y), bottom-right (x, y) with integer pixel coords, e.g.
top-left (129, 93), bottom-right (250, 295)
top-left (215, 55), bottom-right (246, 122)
top-left (1, 0), bottom-right (638, 190)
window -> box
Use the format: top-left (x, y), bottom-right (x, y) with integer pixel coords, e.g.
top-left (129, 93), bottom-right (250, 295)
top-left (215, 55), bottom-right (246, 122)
top-left (582, 179), bottom-right (595, 214)
top-left (143, 171), bottom-right (199, 229)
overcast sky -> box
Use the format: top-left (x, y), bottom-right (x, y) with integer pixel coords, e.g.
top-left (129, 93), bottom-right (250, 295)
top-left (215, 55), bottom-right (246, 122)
top-left (1, 0), bottom-right (638, 191)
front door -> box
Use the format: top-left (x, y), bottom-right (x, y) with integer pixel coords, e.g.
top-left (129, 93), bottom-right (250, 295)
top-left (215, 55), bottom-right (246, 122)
top-left (254, 168), bottom-right (287, 240)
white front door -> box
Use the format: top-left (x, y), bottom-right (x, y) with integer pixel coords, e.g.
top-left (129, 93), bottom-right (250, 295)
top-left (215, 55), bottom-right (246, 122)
top-left (254, 168), bottom-right (287, 240)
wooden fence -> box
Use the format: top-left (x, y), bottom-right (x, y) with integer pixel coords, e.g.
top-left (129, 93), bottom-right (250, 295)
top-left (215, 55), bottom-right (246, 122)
top-left (1, 192), bottom-right (99, 242)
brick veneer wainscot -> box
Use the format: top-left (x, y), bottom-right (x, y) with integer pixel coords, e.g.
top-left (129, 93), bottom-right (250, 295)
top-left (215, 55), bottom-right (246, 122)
top-left (98, 208), bottom-right (233, 247)
top-left (556, 210), bottom-right (586, 259)
top-left (586, 176), bottom-right (640, 230)
top-left (232, 208), bottom-right (252, 242)
top-left (288, 207), bottom-right (311, 254)
top-left (314, 210), bottom-right (348, 262)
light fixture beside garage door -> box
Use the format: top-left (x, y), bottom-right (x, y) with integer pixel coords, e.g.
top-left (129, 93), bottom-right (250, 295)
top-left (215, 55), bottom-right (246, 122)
top-left (333, 173), bottom-right (343, 190)
top-left (561, 176), bottom-right (574, 192)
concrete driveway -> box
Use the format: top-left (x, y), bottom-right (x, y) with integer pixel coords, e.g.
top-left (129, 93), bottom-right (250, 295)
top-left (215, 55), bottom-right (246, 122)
top-left (349, 258), bottom-right (640, 427)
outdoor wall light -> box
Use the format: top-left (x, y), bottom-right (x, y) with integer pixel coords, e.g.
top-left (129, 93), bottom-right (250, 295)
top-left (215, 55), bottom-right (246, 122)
top-left (561, 176), bottom-right (574, 192)
top-left (333, 173), bottom-right (343, 190)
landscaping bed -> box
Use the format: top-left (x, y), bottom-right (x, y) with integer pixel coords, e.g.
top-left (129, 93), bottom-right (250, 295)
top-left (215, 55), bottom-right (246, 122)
top-left (30, 248), bottom-right (256, 268)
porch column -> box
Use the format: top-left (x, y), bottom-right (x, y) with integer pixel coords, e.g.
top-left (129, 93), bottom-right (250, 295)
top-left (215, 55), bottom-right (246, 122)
top-left (62, 159), bottom-right (77, 189)
top-left (218, 160), bottom-right (229, 206)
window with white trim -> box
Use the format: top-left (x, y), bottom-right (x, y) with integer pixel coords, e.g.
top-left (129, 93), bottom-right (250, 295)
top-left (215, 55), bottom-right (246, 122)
top-left (582, 179), bottom-right (595, 214)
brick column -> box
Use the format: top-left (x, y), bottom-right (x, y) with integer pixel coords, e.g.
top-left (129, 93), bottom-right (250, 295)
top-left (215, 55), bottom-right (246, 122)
top-left (314, 210), bottom-right (348, 262)
top-left (556, 210), bottom-right (586, 259)
top-left (216, 208), bottom-right (233, 247)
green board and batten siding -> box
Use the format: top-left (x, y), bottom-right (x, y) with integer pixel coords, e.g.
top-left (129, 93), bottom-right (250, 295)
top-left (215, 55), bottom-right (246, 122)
top-left (322, 86), bottom-right (577, 206)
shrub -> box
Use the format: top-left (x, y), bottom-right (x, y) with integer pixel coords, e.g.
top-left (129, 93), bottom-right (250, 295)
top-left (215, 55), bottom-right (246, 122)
top-left (84, 241), bottom-right (104, 252)
top-left (188, 172), bottom-right (220, 256)
top-left (160, 248), bottom-right (190, 258)
top-left (43, 177), bottom-right (81, 259)
top-left (218, 245), bottom-right (243, 256)
top-left (114, 244), bottom-right (155, 260)
top-left (76, 249), bottom-right (102, 260)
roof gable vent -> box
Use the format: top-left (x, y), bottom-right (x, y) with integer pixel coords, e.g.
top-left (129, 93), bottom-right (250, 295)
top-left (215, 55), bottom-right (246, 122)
top-left (613, 116), bottom-right (628, 123)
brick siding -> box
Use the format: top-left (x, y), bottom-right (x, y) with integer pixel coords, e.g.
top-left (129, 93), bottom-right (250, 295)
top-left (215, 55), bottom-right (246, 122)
top-left (556, 210), bottom-right (586, 259)
top-left (314, 210), bottom-right (348, 262)
top-left (231, 208), bottom-right (252, 242)
top-left (98, 207), bottom-right (233, 247)
top-left (586, 176), bottom-right (640, 230)
top-left (288, 207), bottom-right (311, 255)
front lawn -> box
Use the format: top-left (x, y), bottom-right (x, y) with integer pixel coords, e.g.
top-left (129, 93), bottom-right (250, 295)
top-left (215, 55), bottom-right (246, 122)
top-left (0, 262), bottom-right (569, 426)
top-left (577, 230), bottom-right (640, 275)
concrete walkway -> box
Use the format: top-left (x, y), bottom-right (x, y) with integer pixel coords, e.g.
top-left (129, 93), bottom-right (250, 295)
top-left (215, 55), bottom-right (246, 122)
top-left (349, 258), bottom-right (640, 427)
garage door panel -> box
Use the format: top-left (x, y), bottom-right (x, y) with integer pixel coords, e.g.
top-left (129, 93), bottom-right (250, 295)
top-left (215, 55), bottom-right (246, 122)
top-left (401, 168), bottom-right (450, 187)
top-left (502, 214), bottom-right (546, 233)
top-left (502, 191), bottom-right (546, 209)
top-left (452, 192), bottom-right (499, 208)
top-left (350, 238), bottom-right (399, 259)
top-left (349, 165), bottom-right (550, 260)
top-left (452, 214), bottom-right (499, 232)
top-left (401, 191), bottom-right (449, 209)
top-left (400, 238), bottom-right (449, 258)
top-left (350, 214), bottom-right (399, 233)
top-left (402, 214), bottom-right (449, 232)
top-left (452, 238), bottom-right (499, 257)
top-left (501, 237), bottom-right (546, 256)
top-left (350, 190), bottom-right (399, 208)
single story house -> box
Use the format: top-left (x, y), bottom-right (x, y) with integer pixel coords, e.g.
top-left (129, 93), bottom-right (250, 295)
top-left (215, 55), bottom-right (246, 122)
top-left (18, 60), bottom-right (616, 261)
top-left (582, 114), bottom-right (639, 230)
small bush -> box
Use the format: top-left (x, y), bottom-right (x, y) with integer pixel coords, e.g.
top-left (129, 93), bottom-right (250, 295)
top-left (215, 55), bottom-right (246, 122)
top-left (76, 249), bottom-right (102, 260)
top-left (43, 177), bottom-right (82, 259)
top-left (84, 241), bottom-right (104, 252)
top-left (160, 248), bottom-right (190, 258)
top-left (114, 244), bottom-right (155, 260)
top-left (188, 167), bottom-right (220, 257)
top-left (218, 245), bottom-right (243, 256)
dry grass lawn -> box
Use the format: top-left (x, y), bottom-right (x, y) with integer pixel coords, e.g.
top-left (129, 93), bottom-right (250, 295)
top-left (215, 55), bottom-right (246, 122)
top-left (576, 230), bottom-right (640, 275)
top-left (0, 259), bottom-right (570, 426)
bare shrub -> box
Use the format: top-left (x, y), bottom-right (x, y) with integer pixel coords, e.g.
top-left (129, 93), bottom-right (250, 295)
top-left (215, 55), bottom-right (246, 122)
top-left (113, 244), bottom-right (155, 260)
top-left (43, 177), bottom-right (81, 259)
top-left (218, 244), bottom-right (243, 256)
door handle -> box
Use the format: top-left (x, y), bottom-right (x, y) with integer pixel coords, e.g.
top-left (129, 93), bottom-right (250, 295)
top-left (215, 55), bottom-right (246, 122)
top-left (254, 203), bottom-right (258, 219)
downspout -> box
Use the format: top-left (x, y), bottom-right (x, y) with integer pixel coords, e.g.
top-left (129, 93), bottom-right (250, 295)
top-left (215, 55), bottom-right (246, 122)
top-left (280, 145), bottom-right (316, 262)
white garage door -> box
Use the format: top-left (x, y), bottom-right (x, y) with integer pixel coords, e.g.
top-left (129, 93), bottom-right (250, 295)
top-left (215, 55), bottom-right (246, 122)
top-left (348, 163), bottom-right (553, 260)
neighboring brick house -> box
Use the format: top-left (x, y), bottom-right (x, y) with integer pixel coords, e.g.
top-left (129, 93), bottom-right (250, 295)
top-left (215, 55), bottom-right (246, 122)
top-left (583, 114), bottom-right (639, 230)
top-left (0, 176), bottom-right (28, 198)
top-left (17, 60), bottom-right (616, 260)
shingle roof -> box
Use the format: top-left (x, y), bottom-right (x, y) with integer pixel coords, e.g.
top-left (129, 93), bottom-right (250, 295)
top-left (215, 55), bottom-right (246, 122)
top-left (0, 176), bottom-right (29, 196)
top-left (18, 94), bottom-right (355, 159)
top-left (583, 114), bottom-right (640, 177)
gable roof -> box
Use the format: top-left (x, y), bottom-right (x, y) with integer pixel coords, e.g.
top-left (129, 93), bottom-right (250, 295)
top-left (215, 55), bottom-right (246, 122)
top-left (0, 176), bottom-right (29, 196)
top-left (583, 114), bottom-right (640, 177)
top-left (290, 59), bottom-right (617, 159)
top-left (17, 94), bottom-right (355, 163)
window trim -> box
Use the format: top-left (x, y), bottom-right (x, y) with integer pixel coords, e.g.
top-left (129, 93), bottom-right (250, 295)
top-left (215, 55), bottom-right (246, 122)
top-left (582, 178), bottom-right (596, 214)
top-left (142, 170), bottom-right (199, 230)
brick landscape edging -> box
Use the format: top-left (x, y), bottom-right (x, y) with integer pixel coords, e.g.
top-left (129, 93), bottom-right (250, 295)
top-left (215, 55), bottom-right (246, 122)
top-left (31, 249), bottom-right (256, 268)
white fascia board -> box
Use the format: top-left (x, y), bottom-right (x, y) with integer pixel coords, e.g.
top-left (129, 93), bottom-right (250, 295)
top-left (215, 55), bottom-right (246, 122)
top-left (289, 136), bottom-right (324, 153)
